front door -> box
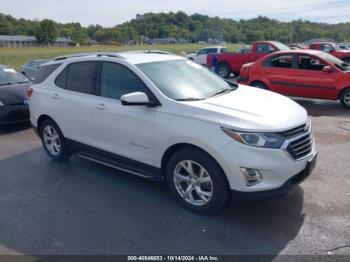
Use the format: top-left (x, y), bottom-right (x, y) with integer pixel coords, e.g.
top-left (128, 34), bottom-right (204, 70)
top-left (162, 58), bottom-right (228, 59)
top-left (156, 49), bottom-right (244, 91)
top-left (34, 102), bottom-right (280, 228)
top-left (292, 54), bottom-right (338, 99)
top-left (92, 61), bottom-right (156, 166)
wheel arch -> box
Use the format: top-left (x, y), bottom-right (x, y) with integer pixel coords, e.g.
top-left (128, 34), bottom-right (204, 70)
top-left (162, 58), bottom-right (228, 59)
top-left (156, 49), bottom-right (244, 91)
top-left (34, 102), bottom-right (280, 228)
top-left (338, 86), bottom-right (350, 100)
top-left (37, 115), bottom-right (58, 136)
top-left (160, 143), bottom-right (228, 183)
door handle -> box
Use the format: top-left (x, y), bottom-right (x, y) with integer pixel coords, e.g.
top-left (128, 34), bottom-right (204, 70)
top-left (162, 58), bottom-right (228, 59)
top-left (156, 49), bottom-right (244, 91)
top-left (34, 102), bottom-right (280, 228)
top-left (50, 93), bottom-right (59, 99)
top-left (95, 103), bottom-right (108, 110)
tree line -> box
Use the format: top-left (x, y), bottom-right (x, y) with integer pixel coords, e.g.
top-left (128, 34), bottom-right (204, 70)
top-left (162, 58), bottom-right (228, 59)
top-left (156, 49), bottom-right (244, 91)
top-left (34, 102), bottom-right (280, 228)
top-left (0, 11), bottom-right (349, 45)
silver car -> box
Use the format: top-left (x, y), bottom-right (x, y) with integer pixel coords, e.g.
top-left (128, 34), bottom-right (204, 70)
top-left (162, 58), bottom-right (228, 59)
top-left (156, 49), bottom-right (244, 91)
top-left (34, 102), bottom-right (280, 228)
top-left (21, 59), bottom-right (49, 80)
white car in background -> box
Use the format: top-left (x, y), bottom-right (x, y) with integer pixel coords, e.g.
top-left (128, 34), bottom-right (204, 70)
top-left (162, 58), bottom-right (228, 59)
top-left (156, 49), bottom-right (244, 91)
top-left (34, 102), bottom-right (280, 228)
top-left (186, 46), bottom-right (227, 66)
top-left (28, 52), bottom-right (317, 213)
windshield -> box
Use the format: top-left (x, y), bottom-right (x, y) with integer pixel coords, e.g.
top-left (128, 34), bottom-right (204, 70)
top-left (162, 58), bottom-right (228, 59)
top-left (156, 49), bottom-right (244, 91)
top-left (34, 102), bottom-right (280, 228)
top-left (37, 60), bottom-right (49, 66)
top-left (271, 42), bottom-right (290, 51)
top-left (319, 52), bottom-right (350, 71)
top-left (0, 67), bottom-right (29, 86)
top-left (137, 60), bottom-right (236, 101)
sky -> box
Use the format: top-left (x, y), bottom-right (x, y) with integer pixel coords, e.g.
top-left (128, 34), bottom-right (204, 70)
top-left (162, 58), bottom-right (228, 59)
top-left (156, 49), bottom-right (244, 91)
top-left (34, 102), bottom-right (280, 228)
top-left (0, 0), bottom-right (350, 26)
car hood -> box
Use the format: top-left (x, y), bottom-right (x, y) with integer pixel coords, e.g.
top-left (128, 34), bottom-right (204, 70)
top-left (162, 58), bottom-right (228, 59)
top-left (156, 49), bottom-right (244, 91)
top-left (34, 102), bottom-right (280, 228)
top-left (178, 85), bottom-right (308, 132)
top-left (0, 82), bottom-right (31, 105)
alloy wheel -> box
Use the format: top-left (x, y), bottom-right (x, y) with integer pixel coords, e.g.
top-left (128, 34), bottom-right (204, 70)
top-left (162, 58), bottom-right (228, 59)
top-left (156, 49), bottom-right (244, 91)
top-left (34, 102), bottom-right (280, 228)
top-left (43, 125), bottom-right (61, 156)
top-left (173, 160), bottom-right (213, 206)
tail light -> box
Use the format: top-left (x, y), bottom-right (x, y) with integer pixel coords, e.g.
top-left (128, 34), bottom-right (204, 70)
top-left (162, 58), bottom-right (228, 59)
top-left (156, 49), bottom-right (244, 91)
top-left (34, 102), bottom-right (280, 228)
top-left (27, 86), bottom-right (33, 98)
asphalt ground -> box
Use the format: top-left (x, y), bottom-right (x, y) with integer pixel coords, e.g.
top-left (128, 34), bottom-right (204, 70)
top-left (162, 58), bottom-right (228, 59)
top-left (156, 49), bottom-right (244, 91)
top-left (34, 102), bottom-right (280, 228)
top-left (0, 98), bottom-right (349, 256)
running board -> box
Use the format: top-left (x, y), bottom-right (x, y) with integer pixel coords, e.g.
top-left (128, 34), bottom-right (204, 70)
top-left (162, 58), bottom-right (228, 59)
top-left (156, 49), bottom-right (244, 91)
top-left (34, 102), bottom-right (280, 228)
top-left (77, 153), bottom-right (157, 180)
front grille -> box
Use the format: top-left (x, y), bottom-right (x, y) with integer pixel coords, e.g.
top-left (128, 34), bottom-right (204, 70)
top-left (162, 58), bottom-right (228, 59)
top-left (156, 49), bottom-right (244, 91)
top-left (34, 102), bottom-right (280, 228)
top-left (279, 124), bottom-right (306, 138)
top-left (287, 134), bottom-right (312, 160)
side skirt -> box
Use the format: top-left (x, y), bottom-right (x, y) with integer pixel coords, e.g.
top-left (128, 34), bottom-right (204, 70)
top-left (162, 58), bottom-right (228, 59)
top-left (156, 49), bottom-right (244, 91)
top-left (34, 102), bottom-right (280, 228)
top-left (66, 139), bottom-right (163, 181)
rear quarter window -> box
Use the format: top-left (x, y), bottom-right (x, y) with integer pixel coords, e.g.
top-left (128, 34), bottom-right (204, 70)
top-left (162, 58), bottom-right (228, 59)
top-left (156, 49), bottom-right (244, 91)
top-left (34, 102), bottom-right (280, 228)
top-left (33, 63), bottom-right (61, 84)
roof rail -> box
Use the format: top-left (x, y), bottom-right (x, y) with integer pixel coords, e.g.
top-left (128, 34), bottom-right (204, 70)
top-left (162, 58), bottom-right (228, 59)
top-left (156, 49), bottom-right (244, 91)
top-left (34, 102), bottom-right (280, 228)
top-left (54, 52), bottom-right (125, 61)
top-left (122, 50), bottom-right (173, 55)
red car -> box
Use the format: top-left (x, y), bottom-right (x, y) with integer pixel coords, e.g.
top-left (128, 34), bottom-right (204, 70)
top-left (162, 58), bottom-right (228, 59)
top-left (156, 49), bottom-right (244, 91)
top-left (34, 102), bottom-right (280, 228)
top-left (309, 42), bottom-right (350, 63)
top-left (237, 50), bottom-right (350, 109)
top-left (207, 41), bottom-right (290, 78)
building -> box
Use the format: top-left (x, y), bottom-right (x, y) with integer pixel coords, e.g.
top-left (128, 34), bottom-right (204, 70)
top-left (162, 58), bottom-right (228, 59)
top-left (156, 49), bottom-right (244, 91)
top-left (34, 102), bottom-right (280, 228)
top-left (150, 37), bottom-right (177, 45)
top-left (0, 35), bottom-right (74, 47)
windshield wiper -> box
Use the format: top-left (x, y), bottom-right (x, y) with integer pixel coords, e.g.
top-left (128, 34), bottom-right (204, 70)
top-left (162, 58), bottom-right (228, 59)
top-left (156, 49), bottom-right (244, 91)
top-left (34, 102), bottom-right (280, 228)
top-left (175, 97), bottom-right (204, 101)
top-left (209, 88), bottom-right (232, 98)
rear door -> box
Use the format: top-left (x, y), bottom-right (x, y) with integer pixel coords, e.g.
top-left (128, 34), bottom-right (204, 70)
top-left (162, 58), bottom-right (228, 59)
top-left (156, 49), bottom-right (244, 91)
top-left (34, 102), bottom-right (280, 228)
top-left (49, 61), bottom-right (98, 147)
top-left (292, 54), bottom-right (338, 99)
top-left (262, 54), bottom-right (295, 95)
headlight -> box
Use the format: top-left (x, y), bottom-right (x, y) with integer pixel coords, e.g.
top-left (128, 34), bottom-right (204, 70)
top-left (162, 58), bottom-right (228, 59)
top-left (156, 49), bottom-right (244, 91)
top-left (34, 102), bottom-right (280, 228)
top-left (0, 100), bottom-right (4, 107)
top-left (222, 128), bottom-right (286, 148)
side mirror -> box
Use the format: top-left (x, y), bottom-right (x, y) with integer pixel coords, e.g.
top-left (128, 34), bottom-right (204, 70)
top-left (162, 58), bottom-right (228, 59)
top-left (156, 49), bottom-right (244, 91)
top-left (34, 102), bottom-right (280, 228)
top-left (121, 92), bottom-right (156, 106)
top-left (322, 66), bottom-right (333, 73)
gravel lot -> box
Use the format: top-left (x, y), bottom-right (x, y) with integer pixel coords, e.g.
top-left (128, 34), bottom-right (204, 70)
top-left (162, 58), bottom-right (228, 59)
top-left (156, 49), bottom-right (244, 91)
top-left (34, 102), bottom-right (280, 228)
top-left (0, 98), bottom-right (349, 256)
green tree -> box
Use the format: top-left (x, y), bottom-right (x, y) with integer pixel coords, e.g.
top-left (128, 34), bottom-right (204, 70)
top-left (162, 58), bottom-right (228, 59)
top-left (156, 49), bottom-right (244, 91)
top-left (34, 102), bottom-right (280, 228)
top-left (35, 19), bottom-right (58, 45)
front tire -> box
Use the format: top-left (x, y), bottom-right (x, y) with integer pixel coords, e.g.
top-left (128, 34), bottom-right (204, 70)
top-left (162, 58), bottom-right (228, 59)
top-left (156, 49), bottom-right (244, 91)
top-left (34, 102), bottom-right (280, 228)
top-left (39, 119), bottom-right (71, 161)
top-left (340, 88), bottom-right (350, 109)
top-left (166, 148), bottom-right (229, 213)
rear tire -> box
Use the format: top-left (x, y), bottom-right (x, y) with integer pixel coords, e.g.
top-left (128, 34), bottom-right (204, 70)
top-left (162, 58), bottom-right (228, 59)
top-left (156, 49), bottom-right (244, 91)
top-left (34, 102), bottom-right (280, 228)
top-left (340, 88), bottom-right (350, 109)
top-left (166, 147), bottom-right (230, 214)
top-left (218, 63), bottom-right (232, 79)
top-left (250, 81), bottom-right (268, 90)
top-left (39, 119), bottom-right (71, 161)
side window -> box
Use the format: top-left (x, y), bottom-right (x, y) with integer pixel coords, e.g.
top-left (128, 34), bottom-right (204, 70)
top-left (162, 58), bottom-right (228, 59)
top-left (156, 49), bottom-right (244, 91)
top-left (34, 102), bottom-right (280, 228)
top-left (320, 44), bottom-right (333, 53)
top-left (256, 44), bottom-right (275, 54)
top-left (197, 49), bottom-right (208, 55)
top-left (265, 55), bottom-right (293, 69)
top-left (207, 48), bottom-right (218, 54)
top-left (33, 63), bottom-right (62, 84)
top-left (297, 55), bottom-right (326, 71)
top-left (65, 62), bottom-right (97, 95)
top-left (100, 62), bottom-right (148, 100)
top-left (55, 67), bottom-right (68, 88)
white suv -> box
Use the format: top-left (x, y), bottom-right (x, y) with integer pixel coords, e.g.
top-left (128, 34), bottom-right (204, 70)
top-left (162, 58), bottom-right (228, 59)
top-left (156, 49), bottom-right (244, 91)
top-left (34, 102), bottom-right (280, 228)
top-left (28, 52), bottom-right (317, 213)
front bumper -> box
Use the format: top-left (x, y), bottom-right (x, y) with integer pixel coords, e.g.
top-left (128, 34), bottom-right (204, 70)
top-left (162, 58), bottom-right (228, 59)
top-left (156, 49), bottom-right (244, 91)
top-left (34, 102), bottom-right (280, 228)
top-left (231, 153), bottom-right (317, 198)
top-left (215, 134), bottom-right (317, 192)
top-left (0, 104), bottom-right (29, 125)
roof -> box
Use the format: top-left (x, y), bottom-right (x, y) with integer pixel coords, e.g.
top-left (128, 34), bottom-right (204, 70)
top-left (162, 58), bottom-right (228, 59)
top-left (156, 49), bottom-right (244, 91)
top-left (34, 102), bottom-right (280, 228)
top-left (0, 35), bottom-right (72, 43)
top-left (269, 49), bottom-right (324, 56)
top-left (119, 53), bottom-right (184, 64)
top-left (0, 35), bottom-right (36, 42)
top-left (48, 52), bottom-right (185, 65)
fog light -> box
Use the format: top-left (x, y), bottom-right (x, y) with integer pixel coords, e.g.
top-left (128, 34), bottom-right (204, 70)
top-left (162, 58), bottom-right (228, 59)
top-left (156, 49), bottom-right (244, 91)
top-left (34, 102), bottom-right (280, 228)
top-left (240, 168), bottom-right (263, 186)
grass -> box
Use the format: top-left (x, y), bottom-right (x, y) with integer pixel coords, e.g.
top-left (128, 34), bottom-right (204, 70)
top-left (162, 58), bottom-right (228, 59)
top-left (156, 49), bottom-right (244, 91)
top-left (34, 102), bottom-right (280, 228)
top-left (0, 44), bottom-right (243, 70)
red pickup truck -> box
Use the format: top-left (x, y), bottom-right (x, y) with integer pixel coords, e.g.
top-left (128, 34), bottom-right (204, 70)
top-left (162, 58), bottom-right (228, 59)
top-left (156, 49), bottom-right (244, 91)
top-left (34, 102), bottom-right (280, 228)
top-left (309, 42), bottom-right (350, 63)
top-left (207, 41), bottom-right (290, 78)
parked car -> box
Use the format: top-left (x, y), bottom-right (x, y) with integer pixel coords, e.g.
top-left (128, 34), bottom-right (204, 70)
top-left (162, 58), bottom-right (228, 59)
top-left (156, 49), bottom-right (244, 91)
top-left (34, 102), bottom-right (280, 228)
top-left (0, 65), bottom-right (31, 125)
top-left (238, 46), bottom-right (251, 54)
top-left (308, 42), bottom-right (350, 63)
top-left (288, 44), bottom-right (304, 50)
top-left (207, 41), bottom-right (290, 78)
top-left (237, 50), bottom-right (350, 109)
top-left (337, 43), bottom-right (350, 50)
top-left (186, 46), bottom-right (228, 66)
top-left (29, 52), bottom-right (317, 213)
top-left (21, 59), bottom-right (49, 80)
